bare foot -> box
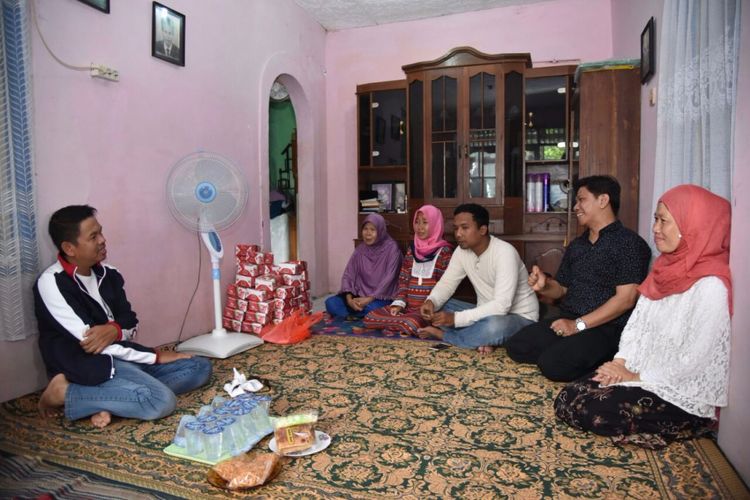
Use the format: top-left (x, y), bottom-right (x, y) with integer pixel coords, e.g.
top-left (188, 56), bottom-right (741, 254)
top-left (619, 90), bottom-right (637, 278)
top-left (417, 326), bottom-right (444, 340)
top-left (90, 411), bottom-right (112, 428)
top-left (38, 373), bottom-right (68, 418)
top-left (477, 345), bottom-right (496, 354)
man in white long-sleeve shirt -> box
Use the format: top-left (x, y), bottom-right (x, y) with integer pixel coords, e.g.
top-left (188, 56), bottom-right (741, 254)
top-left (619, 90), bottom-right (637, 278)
top-left (419, 204), bottom-right (539, 353)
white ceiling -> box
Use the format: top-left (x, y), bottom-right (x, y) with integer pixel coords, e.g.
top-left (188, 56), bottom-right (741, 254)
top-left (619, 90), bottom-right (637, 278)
top-left (294, 0), bottom-right (549, 31)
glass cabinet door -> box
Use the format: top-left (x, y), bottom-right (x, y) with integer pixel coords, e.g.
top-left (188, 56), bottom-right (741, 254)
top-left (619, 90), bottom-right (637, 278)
top-left (372, 89), bottom-right (406, 166)
top-left (409, 79), bottom-right (424, 199)
top-left (467, 71), bottom-right (497, 200)
top-left (525, 76), bottom-right (567, 162)
top-left (429, 73), bottom-right (458, 199)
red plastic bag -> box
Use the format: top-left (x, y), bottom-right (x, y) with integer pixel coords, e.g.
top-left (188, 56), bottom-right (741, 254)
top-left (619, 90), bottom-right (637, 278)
top-left (261, 310), bottom-right (324, 344)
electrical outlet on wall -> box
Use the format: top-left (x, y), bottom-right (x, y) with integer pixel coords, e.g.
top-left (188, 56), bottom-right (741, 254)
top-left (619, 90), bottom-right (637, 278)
top-left (90, 64), bottom-right (119, 82)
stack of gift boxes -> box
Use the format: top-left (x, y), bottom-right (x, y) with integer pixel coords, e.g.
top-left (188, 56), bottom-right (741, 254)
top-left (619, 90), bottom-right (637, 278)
top-left (222, 244), bottom-right (312, 335)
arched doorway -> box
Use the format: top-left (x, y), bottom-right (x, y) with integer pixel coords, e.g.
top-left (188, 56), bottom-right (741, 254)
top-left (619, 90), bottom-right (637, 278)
top-left (268, 79), bottom-right (298, 261)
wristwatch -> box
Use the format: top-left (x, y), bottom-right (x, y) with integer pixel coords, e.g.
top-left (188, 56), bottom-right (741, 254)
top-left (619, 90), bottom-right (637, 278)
top-left (575, 317), bottom-right (587, 332)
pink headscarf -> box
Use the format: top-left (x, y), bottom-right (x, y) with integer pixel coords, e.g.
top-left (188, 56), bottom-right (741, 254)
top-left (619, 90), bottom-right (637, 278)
top-left (638, 184), bottom-right (732, 314)
top-left (413, 205), bottom-right (452, 260)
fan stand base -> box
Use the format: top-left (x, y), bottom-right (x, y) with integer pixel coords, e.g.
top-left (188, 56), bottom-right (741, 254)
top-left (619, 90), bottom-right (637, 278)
top-left (176, 331), bottom-right (263, 359)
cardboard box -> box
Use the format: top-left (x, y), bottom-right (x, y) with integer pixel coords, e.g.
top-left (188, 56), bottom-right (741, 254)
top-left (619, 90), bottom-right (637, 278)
top-left (246, 299), bottom-right (272, 314)
top-left (235, 244), bottom-right (259, 256)
top-left (282, 274), bottom-right (305, 287)
top-left (240, 321), bottom-right (263, 335)
top-left (255, 275), bottom-right (278, 293)
top-left (222, 317), bottom-right (242, 332)
top-left (244, 288), bottom-right (271, 302)
top-left (277, 262), bottom-right (304, 275)
top-left (235, 275), bottom-right (255, 289)
top-left (275, 285), bottom-right (296, 300)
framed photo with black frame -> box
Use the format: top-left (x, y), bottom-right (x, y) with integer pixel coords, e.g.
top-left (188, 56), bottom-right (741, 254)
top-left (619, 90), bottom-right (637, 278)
top-left (371, 182), bottom-right (393, 212)
top-left (77, 0), bottom-right (109, 13)
top-left (640, 16), bottom-right (655, 84)
top-left (152, 2), bottom-right (185, 67)
top-left (393, 182), bottom-right (406, 212)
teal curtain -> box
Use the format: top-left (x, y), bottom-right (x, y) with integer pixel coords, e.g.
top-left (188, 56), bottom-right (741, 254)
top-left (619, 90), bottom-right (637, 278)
top-left (0, 0), bottom-right (38, 341)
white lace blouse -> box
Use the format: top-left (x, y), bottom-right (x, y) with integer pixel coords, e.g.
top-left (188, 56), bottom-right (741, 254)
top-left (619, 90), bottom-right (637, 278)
top-left (613, 276), bottom-right (730, 419)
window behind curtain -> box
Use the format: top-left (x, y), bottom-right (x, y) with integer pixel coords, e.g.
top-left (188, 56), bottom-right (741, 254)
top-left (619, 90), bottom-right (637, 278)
top-left (0, 0), bottom-right (39, 341)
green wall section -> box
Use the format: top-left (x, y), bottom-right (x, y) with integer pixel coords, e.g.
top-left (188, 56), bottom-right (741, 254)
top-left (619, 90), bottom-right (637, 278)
top-left (269, 99), bottom-right (297, 192)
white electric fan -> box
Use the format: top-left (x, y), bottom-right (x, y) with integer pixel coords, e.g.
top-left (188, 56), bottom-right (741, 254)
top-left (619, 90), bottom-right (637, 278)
top-left (166, 151), bottom-right (263, 358)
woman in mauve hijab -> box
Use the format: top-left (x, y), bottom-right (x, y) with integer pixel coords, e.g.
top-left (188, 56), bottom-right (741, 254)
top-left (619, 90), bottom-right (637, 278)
top-left (325, 214), bottom-right (402, 319)
top-left (364, 205), bottom-right (453, 336)
top-left (555, 185), bottom-right (732, 448)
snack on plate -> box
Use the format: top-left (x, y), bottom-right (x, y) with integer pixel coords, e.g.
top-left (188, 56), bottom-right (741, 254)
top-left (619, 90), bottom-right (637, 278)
top-left (209, 452), bottom-right (282, 490)
top-left (273, 411), bottom-right (319, 455)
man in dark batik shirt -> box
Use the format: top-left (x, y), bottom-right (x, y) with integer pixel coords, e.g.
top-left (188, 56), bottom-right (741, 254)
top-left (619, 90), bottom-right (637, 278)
top-left (505, 176), bottom-right (651, 382)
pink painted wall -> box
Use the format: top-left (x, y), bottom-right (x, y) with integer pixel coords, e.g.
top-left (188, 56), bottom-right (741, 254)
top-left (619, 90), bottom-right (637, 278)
top-left (610, 0), bottom-right (664, 237)
top-left (324, 0), bottom-right (614, 289)
top-left (611, 0), bottom-right (750, 481)
top-left (719, 0), bottom-right (750, 483)
top-left (0, 0), bottom-right (327, 401)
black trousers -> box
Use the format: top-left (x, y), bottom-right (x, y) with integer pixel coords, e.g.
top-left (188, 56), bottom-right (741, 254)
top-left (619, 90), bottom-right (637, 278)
top-left (554, 376), bottom-right (712, 448)
top-left (504, 318), bottom-right (622, 382)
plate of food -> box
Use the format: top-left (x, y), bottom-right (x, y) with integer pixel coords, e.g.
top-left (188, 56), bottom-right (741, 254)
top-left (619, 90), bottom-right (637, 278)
top-left (269, 430), bottom-right (331, 457)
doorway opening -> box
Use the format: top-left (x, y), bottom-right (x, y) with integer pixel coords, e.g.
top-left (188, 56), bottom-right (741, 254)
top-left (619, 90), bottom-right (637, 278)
top-left (268, 79), bottom-right (298, 261)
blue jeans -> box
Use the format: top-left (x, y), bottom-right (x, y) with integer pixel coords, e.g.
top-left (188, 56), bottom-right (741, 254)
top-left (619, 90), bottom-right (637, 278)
top-left (439, 299), bottom-right (535, 349)
top-left (64, 356), bottom-right (212, 421)
top-left (325, 294), bottom-right (390, 319)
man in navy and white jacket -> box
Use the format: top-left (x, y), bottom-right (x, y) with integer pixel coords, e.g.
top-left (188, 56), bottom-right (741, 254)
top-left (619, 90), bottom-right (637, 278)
top-left (35, 205), bottom-right (211, 427)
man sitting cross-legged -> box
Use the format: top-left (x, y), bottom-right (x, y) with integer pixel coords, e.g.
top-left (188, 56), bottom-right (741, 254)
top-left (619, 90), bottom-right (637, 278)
top-left (418, 203), bottom-right (539, 354)
top-left (505, 175), bottom-right (651, 382)
top-left (35, 205), bottom-right (212, 428)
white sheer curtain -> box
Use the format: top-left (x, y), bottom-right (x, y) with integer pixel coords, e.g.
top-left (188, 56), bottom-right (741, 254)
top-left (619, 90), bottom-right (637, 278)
top-left (652, 0), bottom-right (741, 206)
top-left (0, 0), bottom-right (38, 341)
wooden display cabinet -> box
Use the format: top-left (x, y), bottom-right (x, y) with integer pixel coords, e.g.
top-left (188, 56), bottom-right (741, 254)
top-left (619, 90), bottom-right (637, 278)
top-left (356, 80), bottom-right (410, 243)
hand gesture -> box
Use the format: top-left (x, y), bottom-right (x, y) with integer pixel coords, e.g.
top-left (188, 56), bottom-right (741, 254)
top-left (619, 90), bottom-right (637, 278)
top-left (549, 318), bottom-right (576, 337)
top-left (592, 358), bottom-right (638, 386)
top-left (527, 265), bottom-right (547, 292)
top-left (431, 311), bottom-right (455, 327)
top-left (420, 300), bottom-right (435, 321)
top-left (346, 294), bottom-right (361, 311)
top-left (352, 296), bottom-right (374, 311)
top-left (81, 324), bottom-right (119, 354)
top-left (157, 350), bottom-right (193, 364)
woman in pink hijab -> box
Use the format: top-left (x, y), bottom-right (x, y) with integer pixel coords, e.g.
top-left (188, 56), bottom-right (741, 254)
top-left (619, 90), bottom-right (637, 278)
top-left (364, 205), bottom-right (453, 336)
top-left (555, 185), bottom-right (732, 448)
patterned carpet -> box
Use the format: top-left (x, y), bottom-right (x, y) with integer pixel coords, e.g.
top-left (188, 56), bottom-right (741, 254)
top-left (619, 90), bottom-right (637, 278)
top-left (0, 335), bottom-right (746, 498)
top-left (311, 314), bottom-right (434, 340)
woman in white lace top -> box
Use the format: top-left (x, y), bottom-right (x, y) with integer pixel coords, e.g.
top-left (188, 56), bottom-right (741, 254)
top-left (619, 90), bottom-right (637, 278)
top-left (554, 185), bottom-right (732, 448)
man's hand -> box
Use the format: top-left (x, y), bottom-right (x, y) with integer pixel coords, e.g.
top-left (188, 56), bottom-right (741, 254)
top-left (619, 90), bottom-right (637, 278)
top-left (80, 324), bottom-right (119, 354)
top-left (420, 300), bottom-right (435, 321)
top-left (592, 358), bottom-right (639, 386)
top-left (550, 318), bottom-right (577, 337)
top-left (528, 265), bottom-right (547, 292)
top-left (430, 311), bottom-right (455, 327)
top-left (157, 350), bottom-right (193, 364)
top-left (389, 305), bottom-right (403, 316)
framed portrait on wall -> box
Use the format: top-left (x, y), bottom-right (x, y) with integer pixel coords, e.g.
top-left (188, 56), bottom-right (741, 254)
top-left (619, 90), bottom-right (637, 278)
top-left (152, 2), bottom-right (186, 66)
top-left (77, 0), bottom-right (109, 13)
top-left (640, 17), bottom-right (655, 84)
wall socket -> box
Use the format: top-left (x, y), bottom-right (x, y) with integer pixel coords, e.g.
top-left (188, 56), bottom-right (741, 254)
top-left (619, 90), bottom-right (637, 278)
top-left (90, 64), bottom-right (119, 82)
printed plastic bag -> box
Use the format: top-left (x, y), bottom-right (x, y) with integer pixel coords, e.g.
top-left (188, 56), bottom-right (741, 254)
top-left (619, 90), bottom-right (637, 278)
top-left (261, 310), bottom-right (323, 344)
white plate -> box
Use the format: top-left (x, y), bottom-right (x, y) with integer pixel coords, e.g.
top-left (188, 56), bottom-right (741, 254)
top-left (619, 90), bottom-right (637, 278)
top-left (268, 430), bottom-right (331, 457)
